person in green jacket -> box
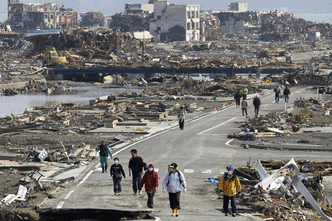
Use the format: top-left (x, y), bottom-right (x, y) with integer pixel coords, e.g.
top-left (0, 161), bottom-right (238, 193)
top-left (218, 165), bottom-right (242, 217)
top-left (96, 140), bottom-right (112, 173)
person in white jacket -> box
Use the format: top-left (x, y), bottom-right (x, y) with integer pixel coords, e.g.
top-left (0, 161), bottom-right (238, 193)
top-left (162, 163), bottom-right (187, 217)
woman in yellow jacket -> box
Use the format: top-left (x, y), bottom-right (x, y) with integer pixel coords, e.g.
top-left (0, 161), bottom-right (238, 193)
top-left (218, 165), bottom-right (242, 217)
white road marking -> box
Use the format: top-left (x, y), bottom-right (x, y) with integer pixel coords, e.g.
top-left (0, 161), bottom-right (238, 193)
top-left (202, 170), bottom-right (212, 174)
top-left (225, 139), bottom-right (237, 148)
top-left (189, 105), bottom-right (235, 124)
top-left (262, 104), bottom-right (268, 107)
top-left (184, 169), bottom-right (194, 173)
top-left (56, 201), bottom-right (65, 209)
top-left (198, 117), bottom-right (237, 135)
top-left (77, 170), bottom-right (94, 186)
top-left (64, 190), bottom-right (75, 200)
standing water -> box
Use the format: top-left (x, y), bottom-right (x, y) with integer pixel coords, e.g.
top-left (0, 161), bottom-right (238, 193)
top-left (0, 86), bottom-right (143, 118)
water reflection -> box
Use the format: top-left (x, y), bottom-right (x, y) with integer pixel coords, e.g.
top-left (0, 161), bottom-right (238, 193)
top-left (0, 86), bottom-right (143, 117)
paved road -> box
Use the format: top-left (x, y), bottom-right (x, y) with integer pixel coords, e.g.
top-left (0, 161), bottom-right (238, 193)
top-left (43, 86), bottom-right (329, 221)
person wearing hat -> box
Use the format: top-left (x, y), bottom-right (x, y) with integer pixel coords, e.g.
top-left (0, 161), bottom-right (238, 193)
top-left (162, 163), bottom-right (187, 217)
top-left (139, 164), bottom-right (159, 208)
top-left (96, 140), bottom-right (113, 173)
top-left (219, 165), bottom-right (242, 217)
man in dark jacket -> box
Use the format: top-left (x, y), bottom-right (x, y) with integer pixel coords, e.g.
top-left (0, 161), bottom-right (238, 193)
top-left (110, 158), bottom-right (126, 195)
top-left (129, 149), bottom-right (145, 195)
top-left (283, 86), bottom-right (291, 103)
top-left (253, 95), bottom-right (261, 116)
top-left (96, 140), bottom-right (112, 173)
top-left (234, 91), bottom-right (242, 108)
top-left (140, 164), bottom-right (159, 208)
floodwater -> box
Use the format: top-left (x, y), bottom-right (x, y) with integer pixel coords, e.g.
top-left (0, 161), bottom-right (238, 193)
top-left (0, 86), bottom-right (143, 118)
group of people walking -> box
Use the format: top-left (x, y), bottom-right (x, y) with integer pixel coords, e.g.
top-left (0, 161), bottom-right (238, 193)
top-left (274, 85), bottom-right (291, 103)
top-left (234, 91), bottom-right (261, 117)
top-left (234, 85), bottom-right (291, 117)
top-left (96, 144), bottom-right (188, 217)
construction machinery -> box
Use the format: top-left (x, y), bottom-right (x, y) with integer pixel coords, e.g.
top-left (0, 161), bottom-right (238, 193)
top-left (44, 46), bottom-right (67, 66)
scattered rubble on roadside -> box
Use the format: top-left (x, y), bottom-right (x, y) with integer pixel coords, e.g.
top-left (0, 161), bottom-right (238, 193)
top-left (207, 159), bottom-right (332, 220)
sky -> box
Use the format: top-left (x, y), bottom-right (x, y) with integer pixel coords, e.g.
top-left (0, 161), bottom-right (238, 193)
top-left (1, 0), bottom-right (332, 22)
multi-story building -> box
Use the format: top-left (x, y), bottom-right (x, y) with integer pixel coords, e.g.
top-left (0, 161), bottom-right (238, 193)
top-left (229, 2), bottom-right (248, 12)
top-left (125, 3), bottom-right (154, 14)
top-left (7, 0), bottom-right (78, 31)
top-left (149, 0), bottom-right (200, 42)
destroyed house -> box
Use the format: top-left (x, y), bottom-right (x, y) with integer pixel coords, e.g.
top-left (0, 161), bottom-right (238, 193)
top-left (149, 0), bottom-right (200, 42)
top-left (7, 0), bottom-right (78, 31)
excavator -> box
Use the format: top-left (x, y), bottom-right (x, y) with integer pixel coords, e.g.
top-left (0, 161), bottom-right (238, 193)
top-left (44, 46), bottom-right (67, 66)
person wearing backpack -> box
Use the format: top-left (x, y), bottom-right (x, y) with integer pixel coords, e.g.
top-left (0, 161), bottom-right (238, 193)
top-left (129, 149), bottom-right (145, 195)
top-left (110, 158), bottom-right (126, 195)
top-left (162, 163), bottom-right (187, 217)
top-left (253, 95), bottom-right (261, 116)
top-left (219, 165), bottom-right (242, 217)
top-left (274, 85), bottom-right (281, 103)
top-left (140, 164), bottom-right (159, 208)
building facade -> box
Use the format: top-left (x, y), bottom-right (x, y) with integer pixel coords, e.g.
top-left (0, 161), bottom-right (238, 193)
top-left (125, 3), bottom-right (154, 14)
top-left (8, 0), bottom-right (78, 31)
top-left (149, 0), bottom-right (200, 42)
top-left (229, 2), bottom-right (248, 12)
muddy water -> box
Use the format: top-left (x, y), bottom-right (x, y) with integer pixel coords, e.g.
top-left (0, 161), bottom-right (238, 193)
top-left (0, 86), bottom-right (143, 118)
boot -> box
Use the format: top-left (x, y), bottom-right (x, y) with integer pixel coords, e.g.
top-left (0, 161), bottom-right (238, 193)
top-left (171, 209), bottom-right (176, 217)
top-left (104, 165), bottom-right (107, 173)
top-left (101, 166), bottom-right (105, 173)
top-left (175, 208), bottom-right (179, 217)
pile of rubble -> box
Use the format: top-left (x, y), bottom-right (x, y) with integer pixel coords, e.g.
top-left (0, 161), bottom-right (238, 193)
top-left (231, 159), bottom-right (332, 220)
top-left (228, 111), bottom-right (299, 140)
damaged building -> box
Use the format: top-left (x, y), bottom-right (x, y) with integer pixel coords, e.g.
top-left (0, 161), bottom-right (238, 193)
top-left (80, 11), bottom-right (111, 28)
top-left (7, 0), bottom-right (78, 31)
top-left (149, 0), bottom-right (200, 42)
top-left (213, 2), bottom-right (260, 35)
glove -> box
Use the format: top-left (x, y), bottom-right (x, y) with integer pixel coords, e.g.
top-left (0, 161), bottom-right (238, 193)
top-left (162, 188), bottom-right (166, 194)
top-left (183, 188), bottom-right (187, 193)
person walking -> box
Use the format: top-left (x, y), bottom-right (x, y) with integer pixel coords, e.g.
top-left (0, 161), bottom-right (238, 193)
top-left (234, 91), bottom-right (242, 109)
top-left (283, 86), bottom-right (291, 103)
top-left (219, 165), bottom-right (242, 217)
top-left (274, 85), bottom-right (281, 103)
top-left (129, 149), bottom-right (145, 195)
top-left (140, 164), bottom-right (159, 208)
top-left (253, 95), bottom-right (261, 116)
top-left (96, 140), bottom-right (112, 173)
top-left (178, 106), bottom-right (186, 130)
top-left (110, 158), bottom-right (126, 195)
top-left (241, 95), bottom-right (249, 116)
top-left (162, 163), bottom-right (187, 217)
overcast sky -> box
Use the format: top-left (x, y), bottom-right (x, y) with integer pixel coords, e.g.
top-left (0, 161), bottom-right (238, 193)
top-left (1, 0), bottom-right (331, 22)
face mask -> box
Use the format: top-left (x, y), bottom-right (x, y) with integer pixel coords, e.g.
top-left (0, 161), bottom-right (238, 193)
top-left (228, 171), bottom-right (233, 175)
top-left (114, 160), bottom-right (119, 164)
top-left (148, 168), bottom-right (153, 172)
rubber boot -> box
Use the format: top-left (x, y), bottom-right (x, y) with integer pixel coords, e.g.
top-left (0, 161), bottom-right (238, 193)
top-left (171, 209), bottom-right (176, 217)
top-left (105, 165), bottom-right (107, 173)
top-left (101, 166), bottom-right (105, 173)
top-left (175, 208), bottom-right (179, 217)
